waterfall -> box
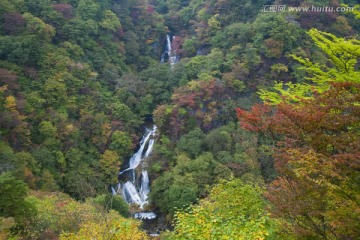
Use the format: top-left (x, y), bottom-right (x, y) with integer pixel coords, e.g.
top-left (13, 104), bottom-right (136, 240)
top-left (139, 171), bottom-right (150, 202)
top-left (160, 34), bottom-right (179, 66)
top-left (114, 125), bottom-right (157, 219)
top-left (145, 139), bottom-right (154, 158)
top-left (122, 181), bottom-right (143, 206)
top-left (119, 128), bottom-right (154, 175)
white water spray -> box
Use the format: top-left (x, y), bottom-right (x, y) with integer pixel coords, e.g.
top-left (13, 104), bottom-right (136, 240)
top-left (160, 34), bottom-right (179, 66)
top-left (114, 125), bottom-right (157, 219)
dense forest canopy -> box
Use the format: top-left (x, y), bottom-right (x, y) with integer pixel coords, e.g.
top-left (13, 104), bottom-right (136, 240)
top-left (0, 0), bottom-right (359, 239)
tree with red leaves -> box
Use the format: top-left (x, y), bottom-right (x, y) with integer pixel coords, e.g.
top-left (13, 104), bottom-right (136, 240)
top-left (237, 28), bottom-right (360, 239)
top-left (155, 79), bottom-right (227, 140)
top-left (53, 4), bottom-right (73, 19)
top-left (0, 68), bottom-right (19, 91)
top-left (238, 82), bottom-right (360, 239)
top-left (3, 13), bottom-right (26, 35)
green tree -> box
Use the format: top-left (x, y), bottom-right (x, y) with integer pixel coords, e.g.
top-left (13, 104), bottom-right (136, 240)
top-left (76, 0), bottom-right (100, 20)
top-left (260, 29), bottom-right (360, 104)
top-left (0, 0), bottom-right (15, 14)
top-left (99, 150), bottom-right (120, 184)
top-left (185, 55), bottom-right (207, 80)
top-left (40, 169), bottom-right (59, 191)
top-left (150, 152), bottom-right (231, 215)
top-left (109, 130), bottom-right (132, 158)
top-left (205, 127), bottom-right (232, 156)
top-left (149, 170), bottom-right (198, 216)
top-left (170, 179), bottom-right (279, 240)
top-left (42, 76), bottom-right (68, 107)
top-left (242, 44), bottom-right (261, 69)
top-left (38, 121), bottom-right (57, 139)
top-left (22, 12), bottom-right (56, 42)
top-left (182, 37), bottom-right (199, 56)
top-left (100, 10), bottom-right (121, 32)
top-left (31, 147), bottom-right (56, 172)
top-left (0, 142), bottom-right (17, 174)
top-left (176, 128), bottom-right (204, 158)
top-left (60, 210), bottom-right (148, 240)
top-left (92, 194), bottom-right (129, 217)
top-left (0, 172), bottom-right (33, 221)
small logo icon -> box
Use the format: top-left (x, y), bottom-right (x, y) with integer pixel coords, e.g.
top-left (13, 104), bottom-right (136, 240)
top-left (261, 5), bottom-right (287, 12)
top-left (278, 5), bottom-right (286, 12)
top-left (261, 5), bottom-right (276, 12)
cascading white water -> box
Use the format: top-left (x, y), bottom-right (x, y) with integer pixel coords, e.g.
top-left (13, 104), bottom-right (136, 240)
top-left (160, 34), bottom-right (179, 66)
top-left (139, 171), bottom-right (150, 202)
top-left (122, 181), bottom-right (143, 206)
top-left (166, 34), bottom-right (172, 56)
top-left (114, 125), bottom-right (157, 219)
top-left (119, 129), bottom-right (154, 175)
top-left (145, 139), bottom-right (154, 158)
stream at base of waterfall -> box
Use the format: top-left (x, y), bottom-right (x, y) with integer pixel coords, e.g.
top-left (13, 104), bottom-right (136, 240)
top-left (112, 125), bottom-right (157, 220)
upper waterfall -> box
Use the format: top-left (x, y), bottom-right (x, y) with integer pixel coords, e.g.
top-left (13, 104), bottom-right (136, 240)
top-left (160, 34), bottom-right (179, 66)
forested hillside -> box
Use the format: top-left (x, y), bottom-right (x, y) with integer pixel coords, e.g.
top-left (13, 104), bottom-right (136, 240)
top-left (0, 0), bottom-right (359, 239)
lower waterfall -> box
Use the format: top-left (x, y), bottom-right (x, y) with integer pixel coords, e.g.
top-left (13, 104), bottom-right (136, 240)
top-left (112, 125), bottom-right (157, 220)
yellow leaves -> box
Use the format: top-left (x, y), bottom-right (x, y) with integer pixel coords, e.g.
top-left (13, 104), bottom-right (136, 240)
top-left (63, 123), bottom-right (77, 136)
top-left (99, 150), bottom-right (120, 184)
top-left (353, 5), bottom-right (360, 19)
top-left (25, 192), bottom-right (96, 237)
top-left (100, 10), bottom-right (121, 32)
top-left (60, 211), bottom-right (148, 240)
top-left (260, 29), bottom-right (360, 105)
top-left (146, 38), bottom-right (154, 44)
top-left (90, 71), bottom-right (98, 77)
top-left (259, 81), bottom-right (313, 105)
top-left (5, 95), bottom-right (16, 111)
top-left (25, 192), bottom-right (148, 239)
top-left (0, 217), bottom-right (16, 240)
top-left (101, 122), bottom-right (112, 140)
top-left (308, 29), bottom-right (360, 75)
top-left (170, 179), bottom-right (277, 239)
top-left (286, 148), bottom-right (342, 186)
top-left (208, 14), bottom-right (221, 30)
top-left (0, 85), bottom-right (7, 93)
top-left (187, 80), bottom-right (200, 90)
top-left (22, 13), bottom-right (56, 41)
